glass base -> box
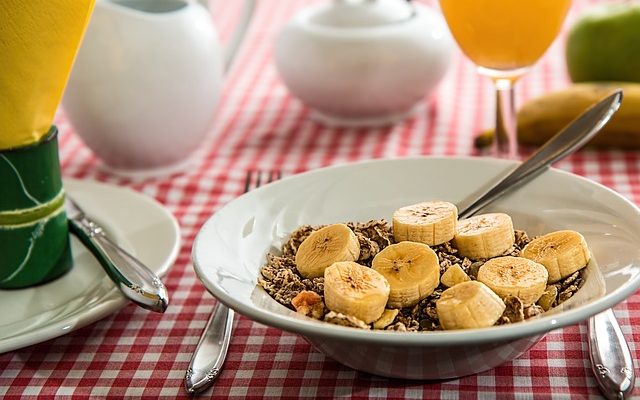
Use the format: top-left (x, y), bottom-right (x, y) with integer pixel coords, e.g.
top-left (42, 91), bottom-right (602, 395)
top-left (474, 66), bottom-right (524, 159)
top-left (476, 65), bottom-right (531, 82)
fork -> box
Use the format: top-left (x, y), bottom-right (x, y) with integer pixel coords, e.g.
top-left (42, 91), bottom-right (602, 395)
top-left (185, 169), bottom-right (282, 394)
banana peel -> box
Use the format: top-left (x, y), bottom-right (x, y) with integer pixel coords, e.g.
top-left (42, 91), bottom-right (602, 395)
top-left (475, 82), bottom-right (640, 149)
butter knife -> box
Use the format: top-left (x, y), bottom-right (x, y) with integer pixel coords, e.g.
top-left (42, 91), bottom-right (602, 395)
top-left (66, 196), bottom-right (169, 313)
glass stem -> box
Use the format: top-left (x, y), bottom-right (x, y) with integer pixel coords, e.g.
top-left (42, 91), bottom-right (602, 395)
top-left (494, 78), bottom-right (518, 158)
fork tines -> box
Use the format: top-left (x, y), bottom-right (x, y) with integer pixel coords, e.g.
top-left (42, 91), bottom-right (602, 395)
top-left (244, 170), bottom-right (282, 192)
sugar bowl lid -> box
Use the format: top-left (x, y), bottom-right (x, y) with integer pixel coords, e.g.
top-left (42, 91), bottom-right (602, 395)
top-left (309, 0), bottom-right (415, 28)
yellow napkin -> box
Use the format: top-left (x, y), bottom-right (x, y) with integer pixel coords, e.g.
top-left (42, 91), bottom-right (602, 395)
top-left (0, 0), bottom-right (95, 150)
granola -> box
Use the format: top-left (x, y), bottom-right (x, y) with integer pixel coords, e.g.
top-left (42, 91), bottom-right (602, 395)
top-left (324, 311), bottom-right (371, 329)
top-left (291, 290), bottom-right (325, 319)
top-left (258, 220), bottom-right (586, 331)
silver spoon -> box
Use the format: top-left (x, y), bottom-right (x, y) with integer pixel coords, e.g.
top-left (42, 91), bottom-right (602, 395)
top-left (66, 196), bottom-right (169, 313)
top-left (457, 89), bottom-right (634, 399)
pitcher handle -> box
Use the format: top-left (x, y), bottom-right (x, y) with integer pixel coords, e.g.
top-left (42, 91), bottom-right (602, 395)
top-left (198, 0), bottom-right (256, 73)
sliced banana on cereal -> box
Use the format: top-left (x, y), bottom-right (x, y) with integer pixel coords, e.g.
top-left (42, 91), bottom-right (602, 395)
top-left (295, 223), bottom-right (360, 278)
top-left (521, 230), bottom-right (590, 283)
top-left (477, 256), bottom-right (548, 306)
top-left (436, 281), bottom-right (506, 330)
top-left (392, 201), bottom-right (458, 246)
top-left (454, 213), bottom-right (515, 260)
top-left (372, 309), bottom-right (400, 330)
top-left (440, 263), bottom-right (471, 288)
top-left (323, 261), bottom-right (390, 324)
top-left (537, 285), bottom-right (558, 311)
top-left (371, 241), bottom-right (441, 308)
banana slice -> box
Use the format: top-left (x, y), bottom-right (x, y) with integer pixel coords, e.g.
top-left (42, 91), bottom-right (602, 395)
top-left (537, 285), bottom-right (558, 311)
top-left (521, 230), bottom-right (590, 283)
top-left (373, 309), bottom-right (399, 330)
top-left (371, 241), bottom-right (440, 308)
top-left (477, 256), bottom-right (549, 305)
top-left (454, 213), bottom-right (515, 260)
top-left (436, 281), bottom-right (506, 330)
top-left (392, 201), bottom-right (458, 246)
top-left (441, 264), bottom-right (471, 288)
top-left (323, 261), bottom-right (390, 324)
top-left (295, 223), bottom-right (360, 278)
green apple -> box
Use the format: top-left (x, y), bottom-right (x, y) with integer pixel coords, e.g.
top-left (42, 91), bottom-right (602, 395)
top-left (566, 3), bottom-right (640, 82)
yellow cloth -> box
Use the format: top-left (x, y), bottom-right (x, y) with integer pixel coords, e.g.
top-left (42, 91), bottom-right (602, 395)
top-left (0, 0), bottom-right (95, 150)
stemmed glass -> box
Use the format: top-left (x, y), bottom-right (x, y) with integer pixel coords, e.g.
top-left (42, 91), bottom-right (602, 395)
top-left (438, 0), bottom-right (572, 158)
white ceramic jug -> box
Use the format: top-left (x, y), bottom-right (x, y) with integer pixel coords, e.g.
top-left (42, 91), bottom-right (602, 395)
top-left (63, 0), bottom-right (255, 177)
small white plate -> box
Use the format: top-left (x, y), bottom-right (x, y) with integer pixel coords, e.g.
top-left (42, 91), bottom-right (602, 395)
top-left (0, 179), bottom-right (180, 353)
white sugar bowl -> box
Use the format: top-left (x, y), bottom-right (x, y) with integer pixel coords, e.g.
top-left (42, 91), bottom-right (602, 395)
top-left (274, 0), bottom-right (453, 126)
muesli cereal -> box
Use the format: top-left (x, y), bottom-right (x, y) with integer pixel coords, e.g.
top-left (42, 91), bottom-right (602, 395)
top-left (259, 204), bottom-right (589, 332)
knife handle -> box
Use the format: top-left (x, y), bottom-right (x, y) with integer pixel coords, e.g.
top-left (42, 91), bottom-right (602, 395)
top-left (69, 219), bottom-right (169, 313)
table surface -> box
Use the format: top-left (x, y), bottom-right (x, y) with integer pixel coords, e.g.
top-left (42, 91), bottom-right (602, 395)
top-left (2, 0), bottom-right (639, 398)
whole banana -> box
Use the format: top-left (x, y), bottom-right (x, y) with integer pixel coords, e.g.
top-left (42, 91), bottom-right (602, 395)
top-left (475, 82), bottom-right (640, 149)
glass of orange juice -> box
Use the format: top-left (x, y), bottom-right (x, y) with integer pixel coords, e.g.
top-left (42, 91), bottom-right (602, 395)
top-left (439, 0), bottom-right (572, 157)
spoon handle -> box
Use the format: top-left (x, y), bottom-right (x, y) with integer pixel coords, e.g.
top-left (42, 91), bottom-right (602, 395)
top-left (458, 89), bottom-right (622, 219)
top-left (456, 89), bottom-right (631, 400)
top-left (588, 309), bottom-right (636, 399)
top-left (184, 302), bottom-right (234, 394)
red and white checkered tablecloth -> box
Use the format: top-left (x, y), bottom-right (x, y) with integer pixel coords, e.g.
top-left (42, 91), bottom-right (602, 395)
top-left (2, 0), bottom-right (639, 398)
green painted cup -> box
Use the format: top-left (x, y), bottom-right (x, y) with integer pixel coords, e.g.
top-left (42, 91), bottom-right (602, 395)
top-left (0, 126), bottom-right (72, 288)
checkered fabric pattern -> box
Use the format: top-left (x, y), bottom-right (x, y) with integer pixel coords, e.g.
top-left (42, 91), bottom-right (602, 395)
top-left (1, 0), bottom-right (639, 398)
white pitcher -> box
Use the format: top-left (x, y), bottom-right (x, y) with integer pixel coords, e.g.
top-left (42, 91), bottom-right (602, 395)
top-left (63, 0), bottom-right (255, 177)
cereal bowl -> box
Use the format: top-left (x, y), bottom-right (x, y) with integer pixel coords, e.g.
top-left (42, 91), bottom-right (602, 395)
top-left (192, 157), bottom-right (640, 379)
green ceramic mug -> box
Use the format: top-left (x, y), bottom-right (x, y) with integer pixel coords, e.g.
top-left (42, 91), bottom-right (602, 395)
top-left (0, 126), bottom-right (72, 288)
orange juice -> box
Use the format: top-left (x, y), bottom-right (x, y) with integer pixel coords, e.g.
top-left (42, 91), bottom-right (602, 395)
top-left (439, 0), bottom-right (571, 72)
top-left (0, 0), bottom-right (95, 150)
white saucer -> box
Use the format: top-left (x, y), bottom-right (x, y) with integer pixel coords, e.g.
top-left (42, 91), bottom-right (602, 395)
top-left (0, 179), bottom-right (180, 353)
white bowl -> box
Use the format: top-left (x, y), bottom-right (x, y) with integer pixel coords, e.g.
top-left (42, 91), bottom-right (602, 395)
top-left (274, 3), bottom-right (453, 127)
top-left (192, 157), bottom-right (640, 379)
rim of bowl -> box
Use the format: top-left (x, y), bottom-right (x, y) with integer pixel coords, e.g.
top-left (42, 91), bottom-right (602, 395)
top-left (193, 156), bottom-right (640, 346)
